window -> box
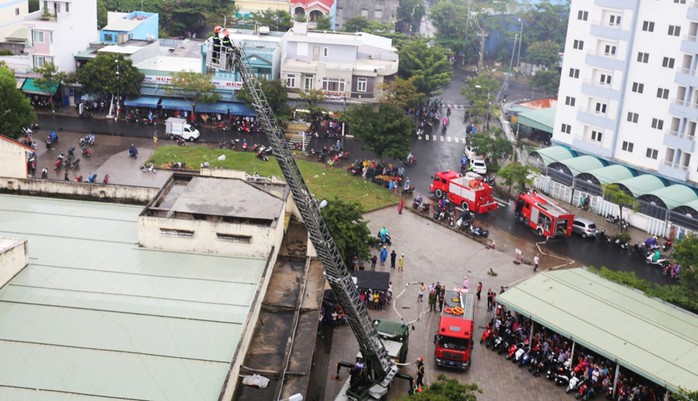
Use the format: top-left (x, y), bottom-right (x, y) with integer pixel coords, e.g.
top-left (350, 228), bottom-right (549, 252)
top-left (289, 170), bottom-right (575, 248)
top-left (668, 25), bottom-right (681, 37)
top-left (33, 55), bottom-right (48, 68)
top-left (285, 74), bottom-right (296, 88)
top-left (632, 82), bottom-right (644, 93)
top-left (646, 148), bottom-right (658, 159)
top-left (32, 30), bottom-right (44, 43)
top-left (595, 102), bottom-right (607, 114)
top-left (565, 96), bottom-right (576, 106)
top-left (573, 40), bottom-right (584, 50)
top-left (361, 8), bottom-right (368, 17)
top-left (662, 57), bottom-right (675, 69)
top-left (657, 88), bottom-right (670, 99)
top-left (600, 74), bottom-right (611, 85)
top-left (323, 47), bottom-right (328, 57)
top-left (675, 0), bottom-right (687, 3)
top-left (604, 45), bottom-right (616, 56)
top-left (627, 112), bottom-right (639, 123)
top-left (304, 75), bottom-right (314, 91)
top-left (591, 130), bottom-right (603, 142)
top-left (609, 15), bottom-right (622, 27)
top-left (622, 141), bottom-right (634, 152)
top-left (561, 123), bottom-right (572, 134)
top-left (216, 233), bottom-right (252, 243)
top-left (578, 10), bottom-right (589, 21)
top-left (357, 77), bottom-right (367, 92)
top-left (65, 2), bottom-right (69, 12)
top-left (569, 68), bottom-right (580, 78)
top-left (642, 21), bottom-right (655, 32)
top-left (15, 7), bottom-right (19, 15)
top-left (159, 228), bottom-right (194, 238)
top-left (375, 9), bottom-right (382, 19)
top-left (322, 77), bottom-right (346, 92)
top-left (651, 118), bottom-right (664, 130)
top-left (637, 52), bottom-right (649, 63)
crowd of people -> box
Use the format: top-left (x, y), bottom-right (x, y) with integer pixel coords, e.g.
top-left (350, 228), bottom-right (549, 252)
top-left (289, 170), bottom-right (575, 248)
top-left (347, 159), bottom-right (414, 193)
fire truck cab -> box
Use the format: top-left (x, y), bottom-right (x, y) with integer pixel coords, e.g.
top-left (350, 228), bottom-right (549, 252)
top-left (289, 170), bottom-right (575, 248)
top-left (429, 170), bottom-right (498, 214)
top-left (514, 191), bottom-right (574, 238)
top-left (433, 290), bottom-right (475, 369)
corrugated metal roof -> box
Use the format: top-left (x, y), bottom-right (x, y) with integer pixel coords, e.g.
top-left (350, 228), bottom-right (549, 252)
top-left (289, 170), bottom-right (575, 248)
top-left (641, 184), bottom-right (698, 210)
top-left (615, 174), bottom-right (665, 197)
top-left (551, 155), bottom-right (605, 177)
top-left (0, 194), bottom-right (267, 401)
top-left (496, 268), bottom-right (698, 393)
top-left (580, 164), bottom-right (635, 186)
top-left (515, 106), bottom-right (556, 133)
top-left (530, 145), bottom-right (575, 167)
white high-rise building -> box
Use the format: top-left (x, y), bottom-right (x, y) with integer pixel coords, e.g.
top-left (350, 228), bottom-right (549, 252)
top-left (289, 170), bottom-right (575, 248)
top-left (553, 0), bottom-right (698, 185)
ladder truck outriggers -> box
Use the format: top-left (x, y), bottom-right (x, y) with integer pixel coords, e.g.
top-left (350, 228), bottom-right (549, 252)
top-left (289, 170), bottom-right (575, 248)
top-left (206, 31), bottom-right (413, 400)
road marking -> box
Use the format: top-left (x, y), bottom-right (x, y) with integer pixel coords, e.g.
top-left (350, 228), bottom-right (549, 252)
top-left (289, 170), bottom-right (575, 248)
top-left (446, 137), bottom-right (452, 143)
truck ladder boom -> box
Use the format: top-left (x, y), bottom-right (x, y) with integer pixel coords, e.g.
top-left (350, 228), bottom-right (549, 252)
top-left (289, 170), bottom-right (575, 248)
top-left (226, 46), bottom-right (394, 386)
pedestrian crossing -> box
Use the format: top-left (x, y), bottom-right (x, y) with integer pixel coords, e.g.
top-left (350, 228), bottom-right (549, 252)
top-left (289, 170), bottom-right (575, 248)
top-left (417, 134), bottom-right (469, 143)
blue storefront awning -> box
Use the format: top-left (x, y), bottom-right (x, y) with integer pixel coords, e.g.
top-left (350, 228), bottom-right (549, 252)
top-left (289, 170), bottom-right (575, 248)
top-left (196, 102), bottom-right (256, 116)
top-left (160, 98), bottom-right (191, 111)
top-left (124, 96), bottom-right (161, 108)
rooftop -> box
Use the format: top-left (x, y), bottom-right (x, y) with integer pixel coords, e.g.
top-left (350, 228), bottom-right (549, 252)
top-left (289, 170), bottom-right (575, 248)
top-left (103, 11), bottom-right (156, 32)
top-left (0, 194), bottom-right (268, 400)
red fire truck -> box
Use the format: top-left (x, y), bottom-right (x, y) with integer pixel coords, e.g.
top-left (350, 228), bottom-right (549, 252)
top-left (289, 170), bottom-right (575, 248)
top-left (429, 170), bottom-right (498, 214)
top-left (433, 290), bottom-right (475, 369)
top-left (514, 191), bottom-right (574, 238)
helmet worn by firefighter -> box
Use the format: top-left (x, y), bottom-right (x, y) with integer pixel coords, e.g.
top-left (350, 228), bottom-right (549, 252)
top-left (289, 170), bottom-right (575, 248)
top-left (214, 25), bottom-right (222, 33)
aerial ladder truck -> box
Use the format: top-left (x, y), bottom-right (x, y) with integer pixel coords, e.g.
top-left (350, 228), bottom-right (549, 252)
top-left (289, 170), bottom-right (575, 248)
top-left (207, 33), bottom-right (412, 400)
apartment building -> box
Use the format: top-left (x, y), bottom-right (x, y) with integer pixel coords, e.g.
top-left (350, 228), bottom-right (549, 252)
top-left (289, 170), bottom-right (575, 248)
top-left (553, 0), bottom-right (698, 185)
top-left (0, 0), bottom-right (29, 43)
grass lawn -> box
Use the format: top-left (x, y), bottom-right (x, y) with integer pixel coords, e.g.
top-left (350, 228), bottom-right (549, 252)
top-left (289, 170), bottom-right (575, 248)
top-left (149, 145), bottom-right (398, 211)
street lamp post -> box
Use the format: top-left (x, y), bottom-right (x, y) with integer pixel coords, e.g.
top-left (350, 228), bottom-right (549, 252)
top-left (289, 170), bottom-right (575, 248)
top-left (409, 5), bottom-right (419, 37)
top-left (508, 33), bottom-right (518, 77)
top-left (516, 18), bottom-right (524, 70)
top-left (115, 59), bottom-right (120, 121)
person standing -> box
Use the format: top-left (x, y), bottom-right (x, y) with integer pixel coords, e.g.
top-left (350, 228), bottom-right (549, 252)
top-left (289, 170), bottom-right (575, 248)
top-left (476, 281), bottom-right (482, 301)
top-left (533, 254), bottom-right (540, 272)
top-left (428, 289), bottom-right (437, 312)
top-left (397, 197), bottom-right (405, 214)
top-left (462, 276), bottom-right (469, 291)
top-left (486, 289), bottom-right (493, 311)
top-left (438, 286), bottom-right (445, 312)
top-left (370, 254), bottom-right (378, 271)
top-left (397, 254), bottom-right (405, 272)
top-left (415, 357), bottom-right (425, 390)
top-left (390, 250), bottom-right (397, 269)
top-left (153, 129), bottom-right (159, 145)
top-left (379, 246), bottom-right (388, 267)
top-left (211, 26), bottom-right (222, 64)
top-left (418, 282), bottom-right (426, 303)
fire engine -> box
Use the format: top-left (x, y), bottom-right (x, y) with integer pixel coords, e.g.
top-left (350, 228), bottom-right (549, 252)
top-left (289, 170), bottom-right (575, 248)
top-left (514, 191), bottom-right (574, 238)
top-left (429, 170), bottom-right (498, 214)
top-left (433, 290), bottom-right (475, 369)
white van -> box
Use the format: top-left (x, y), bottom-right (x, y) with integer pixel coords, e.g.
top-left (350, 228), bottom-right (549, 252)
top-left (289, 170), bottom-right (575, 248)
top-left (469, 159), bottom-right (487, 174)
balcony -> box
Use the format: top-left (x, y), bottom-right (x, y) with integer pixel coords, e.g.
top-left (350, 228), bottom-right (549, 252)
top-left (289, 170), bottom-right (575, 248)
top-left (581, 80), bottom-right (621, 101)
top-left (675, 67), bottom-right (698, 86)
top-left (669, 98), bottom-right (698, 120)
top-left (681, 34), bottom-right (698, 54)
top-left (663, 129), bottom-right (697, 152)
top-left (571, 138), bottom-right (613, 158)
top-left (577, 109), bottom-right (616, 131)
top-left (595, 0), bottom-right (637, 10)
top-left (689, 1), bottom-right (698, 21)
top-left (585, 52), bottom-right (626, 71)
top-left (590, 22), bottom-right (630, 41)
top-left (658, 159), bottom-right (690, 181)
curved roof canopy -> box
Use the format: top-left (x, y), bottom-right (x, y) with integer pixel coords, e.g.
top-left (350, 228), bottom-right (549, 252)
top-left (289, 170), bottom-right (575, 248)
top-left (549, 155), bottom-right (605, 177)
top-left (576, 165), bottom-right (635, 187)
top-left (497, 268), bottom-right (698, 394)
top-left (614, 175), bottom-right (666, 198)
top-left (639, 184), bottom-right (698, 210)
top-left (675, 198), bottom-right (698, 216)
top-left (530, 145), bottom-right (576, 167)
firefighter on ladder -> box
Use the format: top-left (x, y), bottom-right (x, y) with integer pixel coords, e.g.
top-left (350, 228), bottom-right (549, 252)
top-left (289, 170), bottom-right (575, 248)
top-left (221, 29), bottom-right (236, 70)
top-left (211, 26), bottom-right (222, 65)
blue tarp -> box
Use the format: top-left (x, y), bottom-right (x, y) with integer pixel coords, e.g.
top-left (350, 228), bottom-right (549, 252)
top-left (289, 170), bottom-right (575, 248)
top-left (196, 102), bottom-right (255, 116)
top-left (160, 98), bottom-right (191, 110)
top-left (124, 96), bottom-right (161, 108)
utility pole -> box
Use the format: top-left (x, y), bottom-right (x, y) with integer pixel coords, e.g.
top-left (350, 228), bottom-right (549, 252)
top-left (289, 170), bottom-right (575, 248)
top-left (478, 31), bottom-right (487, 69)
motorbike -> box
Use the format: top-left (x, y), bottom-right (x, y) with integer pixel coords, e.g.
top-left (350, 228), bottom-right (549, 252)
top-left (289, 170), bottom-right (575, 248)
top-left (596, 229), bottom-right (610, 244)
top-left (433, 205), bottom-right (447, 221)
top-left (69, 158), bottom-right (80, 169)
top-left (67, 147), bottom-right (76, 161)
top-left (242, 141), bottom-right (248, 152)
top-left (447, 210), bottom-right (457, 227)
top-left (79, 134), bottom-right (95, 147)
top-left (480, 325), bottom-right (493, 344)
top-left (470, 225), bottom-right (489, 238)
top-left (513, 344), bottom-right (528, 364)
top-left (129, 148), bottom-right (138, 159)
top-left (646, 251), bottom-right (669, 268)
top-left (87, 173), bottom-right (98, 183)
top-left (141, 163), bottom-right (157, 173)
top-left (172, 161), bottom-right (186, 169)
top-left (256, 150), bottom-right (269, 161)
top-left (82, 147), bottom-right (92, 158)
top-left (103, 174), bottom-right (110, 184)
top-left (662, 263), bottom-right (681, 278)
top-left (412, 196), bottom-right (424, 210)
top-left (505, 342), bottom-right (520, 360)
top-left (606, 214), bottom-right (629, 230)
top-left (418, 202), bottom-right (430, 215)
top-left (566, 374), bottom-right (583, 394)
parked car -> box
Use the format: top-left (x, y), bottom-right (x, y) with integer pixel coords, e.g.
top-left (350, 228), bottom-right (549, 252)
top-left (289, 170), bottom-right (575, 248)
top-left (469, 158), bottom-right (487, 175)
top-left (464, 145), bottom-right (481, 160)
top-left (572, 217), bottom-right (597, 239)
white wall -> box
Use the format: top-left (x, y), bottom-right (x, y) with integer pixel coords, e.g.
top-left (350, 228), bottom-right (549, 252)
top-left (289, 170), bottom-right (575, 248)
top-left (0, 139), bottom-right (28, 178)
top-left (0, 0), bottom-right (29, 41)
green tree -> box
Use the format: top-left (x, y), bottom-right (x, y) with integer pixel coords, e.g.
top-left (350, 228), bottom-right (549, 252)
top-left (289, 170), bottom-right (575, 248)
top-left (342, 16), bottom-right (370, 32)
top-left (602, 184), bottom-right (637, 232)
top-left (395, 374), bottom-right (480, 401)
top-left (497, 162), bottom-right (537, 193)
top-left (381, 76), bottom-right (424, 111)
top-left (28, 0), bottom-right (39, 12)
top-left (428, 0), bottom-right (468, 44)
top-left (342, 103), bottom-right (414, 159)
top-left (314, 15), bottom-right (333, 31)
top-left (77, 53), bottom-right (144, 99)
top-left (461, 72), bottom-right (499, 122)
top-left (235, 78), bottom-right (290, 120)
top-left (294, 14), bottom-right (307, 23)
top-left (525, 40), bottom-right (561, 68)
top-left (33, 62), bottom-right (66, 96)
top-left (521, 0), bottom-right (570, 48)
top-left (298, 89), bottom-right (328, 121)
top-left (396, 0), bottom-right (425, 35)
top-left (398, 39), bottom-right (451, 97)
top-left (0, 64), bottom-right (36, 139)
top-left (97, 0), bottom-right (108, 29)
top-left (250, 9), bottom-right (293, 32)
top-left (470, 134), bottom-right (513, 166)
top-left (321, 198), bottom-right (372, 264)
top-left (530, 70), bottom-right (560, 95)
top-left (164, 70), bottom-right (221, 115)
top-left (670, 234), bottom-right (698, 297)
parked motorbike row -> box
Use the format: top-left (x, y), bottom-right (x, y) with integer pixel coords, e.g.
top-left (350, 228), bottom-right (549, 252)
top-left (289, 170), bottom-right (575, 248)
top-left (481, 306), bottom-right (668, 401)
top-left (594, 228), bottom-right (680, 278)
top-left (415, 195), bottom-right (490, 238)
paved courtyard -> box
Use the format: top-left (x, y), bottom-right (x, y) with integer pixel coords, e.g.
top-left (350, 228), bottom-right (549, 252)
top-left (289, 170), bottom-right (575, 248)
top-left (317, 207), bottom-right (572, 401)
